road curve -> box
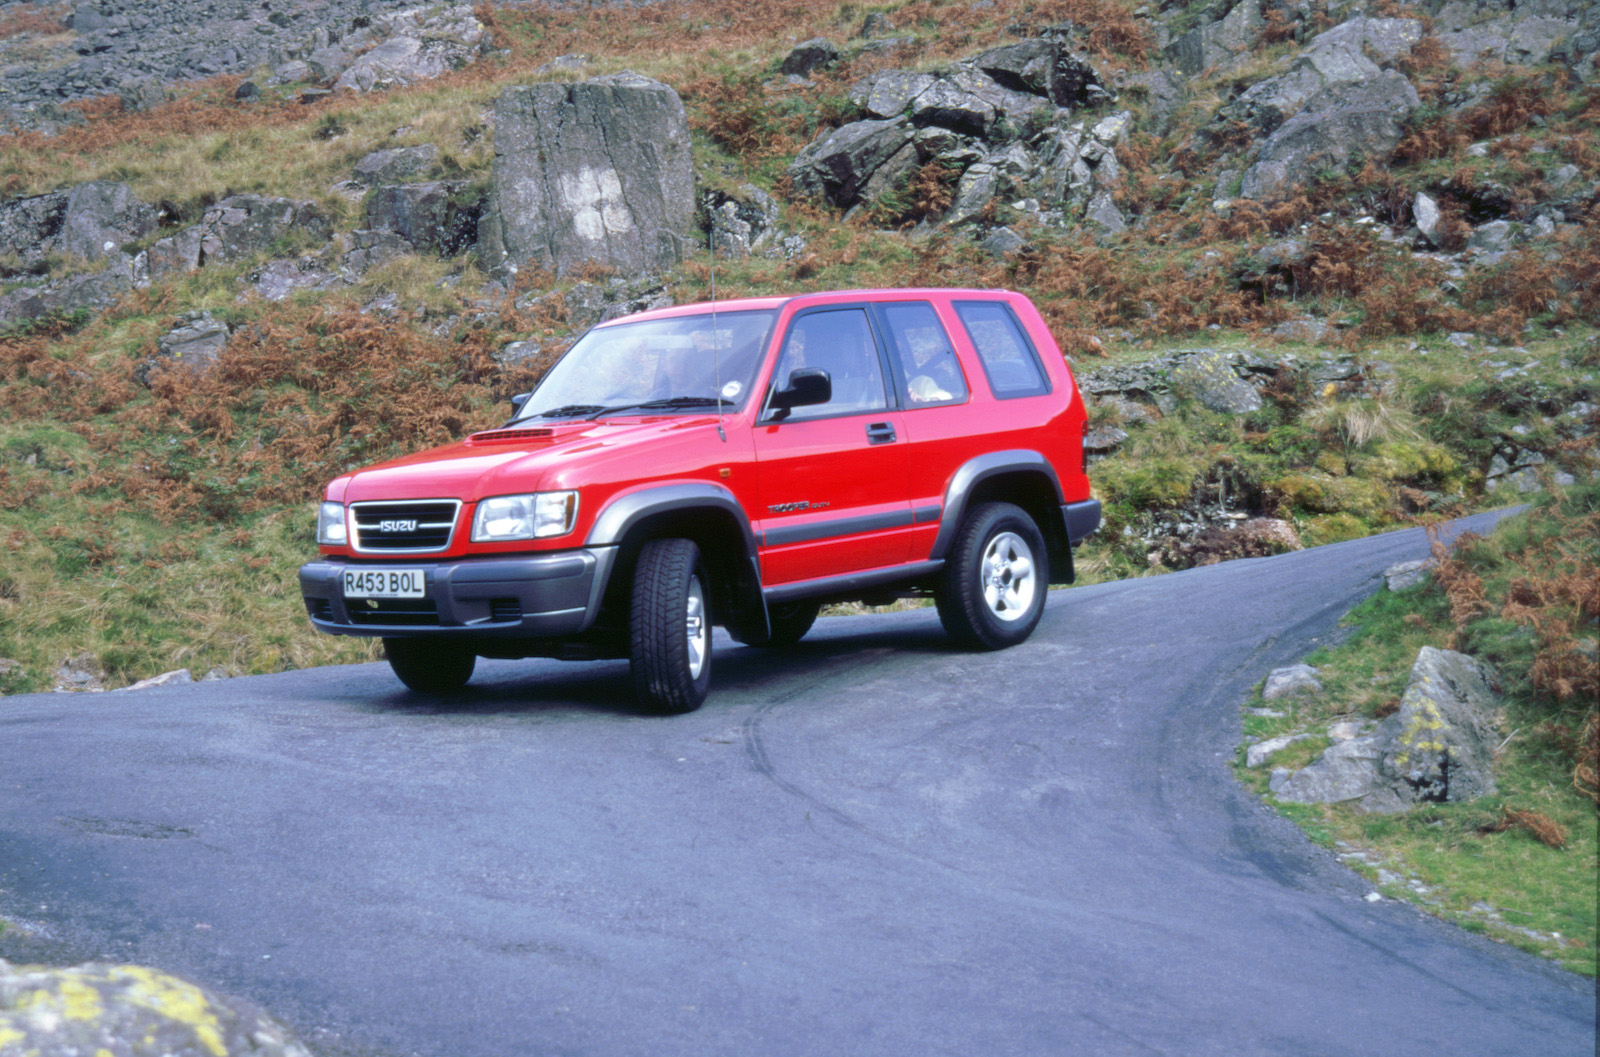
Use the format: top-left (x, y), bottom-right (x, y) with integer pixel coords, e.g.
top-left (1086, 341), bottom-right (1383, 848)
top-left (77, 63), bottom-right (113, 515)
top-left (1, 510), bottom-right (1592, 1057)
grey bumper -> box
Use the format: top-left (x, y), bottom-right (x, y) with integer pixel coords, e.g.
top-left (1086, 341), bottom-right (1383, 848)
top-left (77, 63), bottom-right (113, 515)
top-left (298, 549), bottom-right (615, 639)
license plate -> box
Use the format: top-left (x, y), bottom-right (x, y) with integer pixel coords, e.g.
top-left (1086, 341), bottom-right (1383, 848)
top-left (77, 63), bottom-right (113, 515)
top-left (343, 568), bottom-right (426, 599)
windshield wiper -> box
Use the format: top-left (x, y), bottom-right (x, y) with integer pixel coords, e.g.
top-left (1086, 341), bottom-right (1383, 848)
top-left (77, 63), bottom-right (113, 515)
top-left (528, 403), bottom-right (610, 419)
top-left (585, 396), bottom-right (733, 419)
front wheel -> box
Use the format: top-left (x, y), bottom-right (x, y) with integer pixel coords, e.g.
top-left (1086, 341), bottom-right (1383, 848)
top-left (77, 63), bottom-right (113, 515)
top-left (935, 502), bottom-right (1049, 650)
top-left (630, 538), bottom-right (712, 714)
top-left (382, 637), bottom-right (476, 693)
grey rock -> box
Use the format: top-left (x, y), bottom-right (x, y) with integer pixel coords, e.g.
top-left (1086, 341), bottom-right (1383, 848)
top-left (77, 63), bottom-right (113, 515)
top-left (0, 958), bottom-right (312, 1056)
top-left (494, 340), bottom-right (543, 366)
top-left (789, 117), bottom-right (917, 205)
top-left (268, 59), bottom-right (312, 86)
top-left (1271, 735), bottom-right (1383, 802)
top-left (353, 144), bottom-right (438, 185)
top-left (116, 668), bottom-right (193, 691)
top-left (1272, 317), bottom-right (1332, 342)
top-left (250, 258), bottom-right (342, 301)
top-left (1264, 663), bottom-right (1323, 700)
top-left (705, 185), bottom-right (780, 259)
top-left (1273, 647), bottom-right (1502, 810)
top-left (1468, 220), bottom-right (1518, 254)
top-left (332, 4), bottom-right (489, 93)
top-left (1167, 0), bottom-right (1265, 77)
top-left (850, 70), bottom-right (939, 120)
top-left (1384, 559), bottom-right (1431, 591)
top-left (193, 195), bottom-right (331, 267)
top-left (0, 262), bottom-right (133, 332)
top-left (781, 38), bottom-right (841, 78)
top-left (341, 229), bottom-right (413, 276)
top-left (1247, 732), bottom-right (1312, 768)
top-left (0, 190), bottom-right (69, 269)
top-left (979, 226), bottom-right (1026, 258)
top-left (58, 181), bottom-right (157, 262)
top-left (479, 73), bottom-right (696, 278)
top-left (1374, 646), bottom-right (1500, 807)
top-left (1084, 190), bottom-right (1126, 235)
top-left (158, 311), bottom-right (229, 371)
top-left (1240, 71), bottom-right (1420, 201)
top-left (52, 653), bottom-right (104, 692)
top-left (365, 181), bottom-right (481, 256)
top-left (1414, 191), bottom-right (1442, 246)
top-left (1171, 349), bottom-right (1262, 413)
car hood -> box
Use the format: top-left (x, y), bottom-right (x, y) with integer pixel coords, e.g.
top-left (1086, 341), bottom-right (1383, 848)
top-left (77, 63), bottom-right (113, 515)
top-left (333, 417), bottom-right (717, 503)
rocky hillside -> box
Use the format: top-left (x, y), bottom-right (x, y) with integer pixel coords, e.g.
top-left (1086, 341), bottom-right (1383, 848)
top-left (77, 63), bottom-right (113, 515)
top-left (0, 0), bottom-right (1596, 692)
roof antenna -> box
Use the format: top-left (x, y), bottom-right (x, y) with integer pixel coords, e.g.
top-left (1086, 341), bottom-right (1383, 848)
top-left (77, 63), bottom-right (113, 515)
top-left (709, 220), bottom-right (726, 443)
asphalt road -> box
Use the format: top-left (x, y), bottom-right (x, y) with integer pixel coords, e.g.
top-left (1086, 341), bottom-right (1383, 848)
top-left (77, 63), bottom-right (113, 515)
top-left (1, 510), bottom-right (1593, 1057)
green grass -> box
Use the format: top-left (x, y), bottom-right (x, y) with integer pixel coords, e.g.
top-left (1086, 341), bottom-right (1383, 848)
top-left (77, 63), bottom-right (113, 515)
top-left (1234, 488), bottom-right (1600, 976)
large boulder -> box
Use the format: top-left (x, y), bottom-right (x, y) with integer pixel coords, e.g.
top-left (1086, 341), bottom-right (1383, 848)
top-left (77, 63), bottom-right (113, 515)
top-left (0, 181), bottom-right (155, 269)
top-left (0, 260), bottom-right (133, 332)
top-left (1271, 647), bottom-right (1501, 812)
top-left (787, 117), bottom-right (917, 207)
top-left (478, 73), bottom-right (696, 278)
top-left (0, 958), bottom-right (311, 1057)
top-left (1222, 16), bottom-right (1421, 137)
top-left (1167, 0), bottom-right (1267, 76)
top-left (58, 180), bottom-right (158, 261)
top-left (1239, 71), bottom-right (1420, 201)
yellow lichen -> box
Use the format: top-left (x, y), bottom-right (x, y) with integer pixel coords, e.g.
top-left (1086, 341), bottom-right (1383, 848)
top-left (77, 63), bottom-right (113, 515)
top-left (111, 965), bottom-right (228, 1057)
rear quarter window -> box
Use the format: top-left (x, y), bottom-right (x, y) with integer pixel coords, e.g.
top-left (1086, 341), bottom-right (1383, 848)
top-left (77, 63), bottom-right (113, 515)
top-left (953, 301), bottom-right (1051, 399)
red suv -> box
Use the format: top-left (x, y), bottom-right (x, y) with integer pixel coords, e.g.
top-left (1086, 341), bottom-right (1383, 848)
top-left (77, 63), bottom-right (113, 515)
top-left (299, 288), bottom-right (1100, 712)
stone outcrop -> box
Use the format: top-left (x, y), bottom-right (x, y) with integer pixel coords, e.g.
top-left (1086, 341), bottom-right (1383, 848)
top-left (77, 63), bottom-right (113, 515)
top-left (148, 195), bottom-right (330, 281)
top-left (0, 181), bottom-right (154, 269)
top-left (1240, 71), bottom-right (1421, 201)
top-left (788, 39), bottom-right (1124, 233)
top-left (1271, 647), bottom-right (1502, 812)
top-left (478, 73), bottom-right (697, 278)
top-left (0, 959), bottom-right (311, 1057)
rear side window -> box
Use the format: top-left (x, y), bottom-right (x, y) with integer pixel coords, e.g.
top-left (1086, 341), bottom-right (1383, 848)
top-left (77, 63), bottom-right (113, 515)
top-left (878, 301), bottom-right (968, 408)
top-left (953, 301), bottom-right (1051, 399)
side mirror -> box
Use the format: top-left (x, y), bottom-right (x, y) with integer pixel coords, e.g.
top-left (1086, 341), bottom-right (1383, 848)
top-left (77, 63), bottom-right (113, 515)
top-left (510, 392), bottom-right (531, 415)
top-left (768, 368), bottom-right (831, 418)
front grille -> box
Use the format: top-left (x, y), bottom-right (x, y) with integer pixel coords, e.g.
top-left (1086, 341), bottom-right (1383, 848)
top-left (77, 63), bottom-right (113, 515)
top-left (350, 500), bottom-right (461, 553)
top-left (347, 598), bottom-right (440, 626)
top-left (490, 598), bottom-right (523, 623)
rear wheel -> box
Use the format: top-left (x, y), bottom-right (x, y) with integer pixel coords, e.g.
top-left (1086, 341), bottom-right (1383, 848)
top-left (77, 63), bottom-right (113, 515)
top-left (382, 637), bottom-right (476, 692)
top-left (935, 502), bottom-right (1049, 650)
top-left (630, 538), bottom-right (712, 714)
top-left (742, 600), bottom-right (821, 648)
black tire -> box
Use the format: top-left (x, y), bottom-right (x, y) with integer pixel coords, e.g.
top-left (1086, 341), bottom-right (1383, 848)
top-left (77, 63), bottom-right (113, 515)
top-left (935, 501), bottom-right (1049, 651)
top-left (742, 600), bottom-right (821, 648)
top-left (629, 538), bottom-right (712, 714)
top-left (382, 637), bottom-right (476, 693)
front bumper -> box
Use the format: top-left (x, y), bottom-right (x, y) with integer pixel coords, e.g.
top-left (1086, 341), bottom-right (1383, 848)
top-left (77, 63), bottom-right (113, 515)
top-left (298, 549), bottom-right (615, 639)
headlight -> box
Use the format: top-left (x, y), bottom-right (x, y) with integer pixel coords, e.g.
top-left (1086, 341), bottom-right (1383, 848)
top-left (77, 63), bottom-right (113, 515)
top-left (317, 501), bottom-right (348, 545)
top-left (472, 492), bottom-right (578, 541)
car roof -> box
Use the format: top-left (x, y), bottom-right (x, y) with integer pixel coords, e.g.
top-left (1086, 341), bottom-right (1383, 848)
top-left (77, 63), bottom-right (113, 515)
top-left (594, 288), bottom-right (1024, 327)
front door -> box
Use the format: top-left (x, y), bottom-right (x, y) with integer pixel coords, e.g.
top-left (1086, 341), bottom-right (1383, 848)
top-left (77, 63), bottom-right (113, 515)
top-left (752, 306), bottom-right (912, 585)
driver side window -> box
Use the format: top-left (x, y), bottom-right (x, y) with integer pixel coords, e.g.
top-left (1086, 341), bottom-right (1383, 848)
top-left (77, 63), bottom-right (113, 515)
top-left (769, 308), bottom-right (887, 420)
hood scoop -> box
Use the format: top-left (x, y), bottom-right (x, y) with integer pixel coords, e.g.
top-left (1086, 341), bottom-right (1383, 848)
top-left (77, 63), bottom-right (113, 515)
top-left (466, 427), bottom-right (557, 445)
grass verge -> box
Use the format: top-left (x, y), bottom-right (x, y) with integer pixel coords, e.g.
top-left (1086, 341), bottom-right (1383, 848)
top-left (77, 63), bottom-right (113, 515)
top-left (1234, 484), bottom-right (1600, 977)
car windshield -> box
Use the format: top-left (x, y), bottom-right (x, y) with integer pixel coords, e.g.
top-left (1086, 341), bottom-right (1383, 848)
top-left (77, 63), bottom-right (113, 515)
top-left (514, 309), bottom-right (779, 421)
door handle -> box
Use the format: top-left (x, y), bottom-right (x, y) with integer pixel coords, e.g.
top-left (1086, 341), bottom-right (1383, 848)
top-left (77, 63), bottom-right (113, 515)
top-left (866, 422), bottom-right (896, 444)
